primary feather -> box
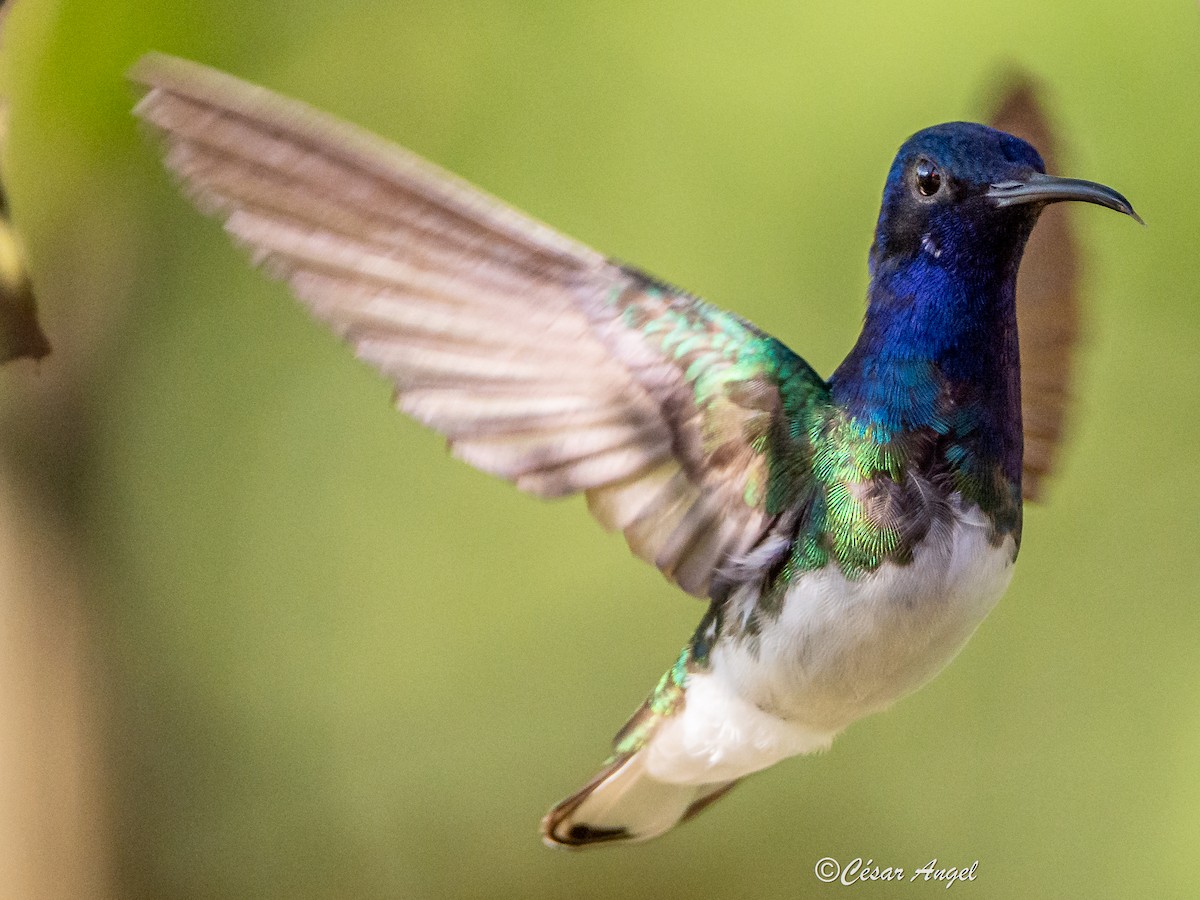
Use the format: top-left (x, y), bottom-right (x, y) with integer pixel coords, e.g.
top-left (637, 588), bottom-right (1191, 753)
top-left (129, 53), bottom-right (828, 599)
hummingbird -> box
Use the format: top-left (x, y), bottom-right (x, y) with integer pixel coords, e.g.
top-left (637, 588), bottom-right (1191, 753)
top-left (130, 53), bottom-right (1140, 848)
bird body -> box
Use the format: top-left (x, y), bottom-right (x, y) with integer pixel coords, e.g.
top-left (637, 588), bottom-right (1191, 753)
top-left (717, 504), bottom-right (1014, 741)
top-left (130, 56), bottom-right (1139, 849)
top-left (554, 514), bottom-right (1015, 842)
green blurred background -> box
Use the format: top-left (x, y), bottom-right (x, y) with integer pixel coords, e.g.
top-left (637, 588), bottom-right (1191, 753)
top-left (1, 1), bottom-right (1198, 897)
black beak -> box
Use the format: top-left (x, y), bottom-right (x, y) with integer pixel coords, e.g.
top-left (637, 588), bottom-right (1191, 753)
top-left (988, 172), bottom-right (1143, 224)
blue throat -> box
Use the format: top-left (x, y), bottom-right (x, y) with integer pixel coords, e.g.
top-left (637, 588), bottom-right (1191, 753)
top-left (830, 212), bottom-right (1032, 488)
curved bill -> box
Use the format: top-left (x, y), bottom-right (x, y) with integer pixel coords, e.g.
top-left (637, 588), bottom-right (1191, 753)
top-left (988, 172), bottom-right (1143, 224)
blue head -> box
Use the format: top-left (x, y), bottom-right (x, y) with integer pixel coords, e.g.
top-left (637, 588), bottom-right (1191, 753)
top-left (843, 120), bottom-right (1139, 378)
top-left (871, 123), bottom-right (1047, 278)
top-left (833, 121), bottom-right (1138, 483)
top-left (869, 121), bottom-right (1139, 281)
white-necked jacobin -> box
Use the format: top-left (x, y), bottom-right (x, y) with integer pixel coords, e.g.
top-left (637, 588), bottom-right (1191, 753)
top-left (130, 54), bottom-right (1140, 848)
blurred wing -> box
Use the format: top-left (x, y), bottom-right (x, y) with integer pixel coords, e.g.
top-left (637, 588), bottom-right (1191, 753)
top-left (130, 53), bottom-right (828, 599)
top-left (988, 73), bottom-right (1080, 501)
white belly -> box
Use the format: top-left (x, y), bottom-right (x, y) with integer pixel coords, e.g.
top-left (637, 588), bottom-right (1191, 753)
top-left (645, 503), bottom-right (1016, 785)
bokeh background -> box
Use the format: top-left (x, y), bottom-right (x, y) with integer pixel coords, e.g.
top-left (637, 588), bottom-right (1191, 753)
top-left (1, 1), bottom-right (1198, 897)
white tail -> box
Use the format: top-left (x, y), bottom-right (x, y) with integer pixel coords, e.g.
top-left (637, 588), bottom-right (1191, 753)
top-left (542, 748), bottom-right (738, 848)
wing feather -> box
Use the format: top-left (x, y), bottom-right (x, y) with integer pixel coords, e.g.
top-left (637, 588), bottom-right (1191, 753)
top-left (988, 72), bottom-right (1081, 502)
top-left (131, 53), bottom-right (828, 598)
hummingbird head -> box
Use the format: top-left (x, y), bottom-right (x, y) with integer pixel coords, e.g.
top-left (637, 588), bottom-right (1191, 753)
top-left (837, 121), bottom-right (1139, 479)
top-left (869, 121), bottom-right (1140, 278)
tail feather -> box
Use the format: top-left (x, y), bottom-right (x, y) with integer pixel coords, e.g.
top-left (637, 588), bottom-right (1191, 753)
top-left (542, 615), bottom-right (823, 848)
top-left (542, 642), bottom-right (735, 848)
top-left (541, 748), bottom-right (739, 848)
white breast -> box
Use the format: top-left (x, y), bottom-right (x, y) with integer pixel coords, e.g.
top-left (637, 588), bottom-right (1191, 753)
top-left (645, 500), bottom-right (1016, 786)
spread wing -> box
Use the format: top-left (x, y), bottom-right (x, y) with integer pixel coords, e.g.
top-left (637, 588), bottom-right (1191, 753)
top-left (988, 73), bottom-right (1080, 501)
top-left (129, 53), bottom-right (828, 599)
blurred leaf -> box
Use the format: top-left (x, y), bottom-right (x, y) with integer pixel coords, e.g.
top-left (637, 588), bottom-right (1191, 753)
top-left (0, 0), bottom-right (50, 364)
top-left (0, 179), bottom-right (50, 363)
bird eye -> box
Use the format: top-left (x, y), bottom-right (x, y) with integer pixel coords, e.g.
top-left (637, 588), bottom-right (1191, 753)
top-left (915, 159), bottom-right (941, 197)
